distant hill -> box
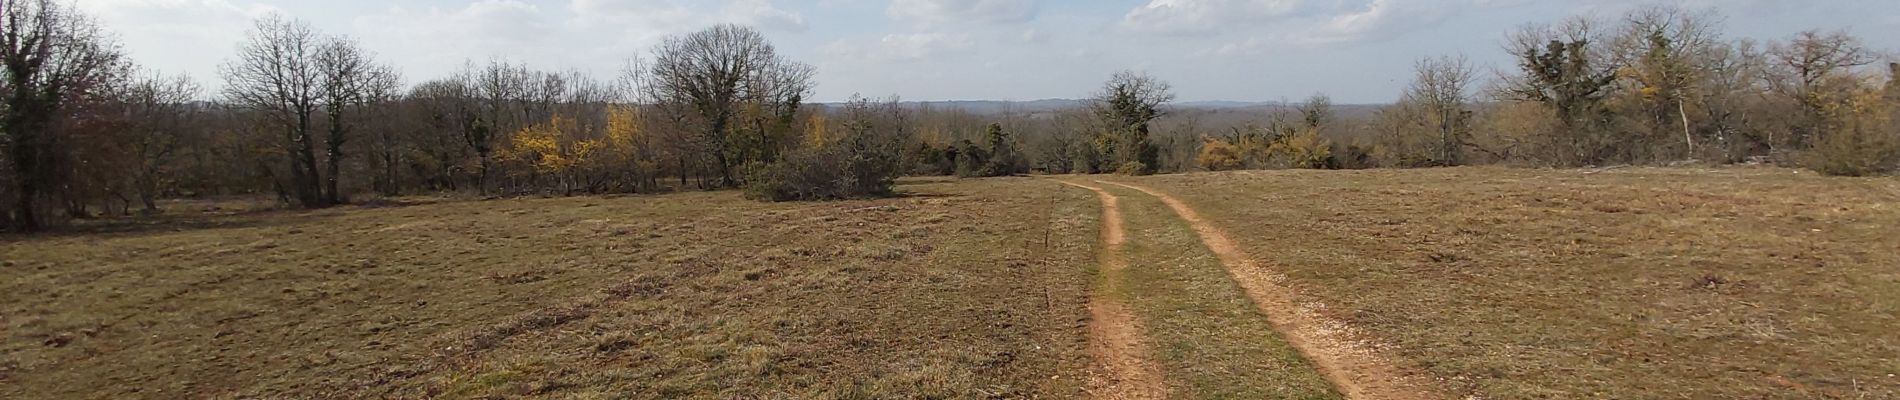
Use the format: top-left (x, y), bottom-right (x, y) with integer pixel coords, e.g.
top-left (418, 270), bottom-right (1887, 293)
top-left (812, 99), bottom-right (1086, 114)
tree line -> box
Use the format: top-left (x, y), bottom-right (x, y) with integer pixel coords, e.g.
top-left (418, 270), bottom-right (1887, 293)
top-left (1197, 7), bottom-right (1899, 175)
top-left (0, 1), bottom-right (1894, 232)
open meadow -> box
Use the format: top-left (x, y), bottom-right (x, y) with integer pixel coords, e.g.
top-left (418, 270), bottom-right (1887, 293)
top-left (2, 178), bottom-right (1104, 399)
top-left (4, 167), bottom-right (1899, 399)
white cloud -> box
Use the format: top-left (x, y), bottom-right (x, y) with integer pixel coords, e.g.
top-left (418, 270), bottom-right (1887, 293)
top-left (354, 0), bottom-right (565, 69)
top-left (1298, 0), bottom-right (1454, 45)
top-left (882, 32), bottom-right (974, 59)
top-left (75, 0), bottom-right (281, 82)
top-left (565, 0), bottom-right (806, 32)
top-left (888, 0), bottom-right (1037, 26)
top-left (1020, 28), bottom-right (1050, 43)
top-left (347, 0), bottom-right (808, 83)
top-left (1136, 0), bottom-right (1475, 53)
top-left (71, 0), bottom-right (1900, 103)
top-left (825, 32), bottom-right (974, 62)
top-left (722, 0), bottom-right (808, 32)
top-left (1121, 0), bottom-right (1307, 35)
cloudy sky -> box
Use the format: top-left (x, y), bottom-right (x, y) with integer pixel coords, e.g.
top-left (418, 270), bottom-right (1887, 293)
top-left (78, 0), bottom-right (1900, 103)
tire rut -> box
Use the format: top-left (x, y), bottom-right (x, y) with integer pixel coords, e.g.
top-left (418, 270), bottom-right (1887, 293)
top-left (1100, 180), bottom-right (1444, 400)
top-left (1059, 181), bottom-right (1168, 400)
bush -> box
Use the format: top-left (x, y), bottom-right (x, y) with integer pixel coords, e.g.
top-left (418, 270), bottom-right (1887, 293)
top-left (981, 124), bottom-right (1027, 176)
top-left (1114, 161), bottom-right (1150, 176)
top-left (1197, 138), bottom-right (1244, 171)
top-left (1803, 91), bottom-right (1899, 176)
top-left (745, 97), bottom-right (911, 201)
top-left (1804, 127), bottom-right (1898, 176)
top-left (953, 140), bottom-right (989, 178)
top-left (912, 143), bottom-right (958, 176)
top-left (745, 146), bottom-right (857, 201)
top-left (1268, 129), bottom-right (1333, 169)
top-left (1328, 142), bottom-right (1375, 169)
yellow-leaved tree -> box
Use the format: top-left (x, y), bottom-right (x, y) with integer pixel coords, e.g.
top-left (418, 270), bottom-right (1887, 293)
top-left (504, 114), bottom-right (600, 193)
top-left (1197, 137), bottom-right (1244, 171)
top-left (1269, 129), bottom-right (1333, 169)
top-left (804, 112), bottom-right (829, 148)
top-left (599, 104), bottom-right (658, 190)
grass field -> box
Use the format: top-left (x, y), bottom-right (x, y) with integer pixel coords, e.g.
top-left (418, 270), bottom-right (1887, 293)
top-left (4, 167), bottom-right (1897, 399)
top-left (1121, 166), bottom-right (1900, 399)
top-left (1097, 182), bottom-right (1338, 399)
top-left (1, 178), bottom-right (1103, 399)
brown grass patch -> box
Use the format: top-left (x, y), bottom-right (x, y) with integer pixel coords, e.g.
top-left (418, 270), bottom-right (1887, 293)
top-left (0, 177), bottom-right (1098, 399)
top-left (1123, 166), bottom-right (1900, 399)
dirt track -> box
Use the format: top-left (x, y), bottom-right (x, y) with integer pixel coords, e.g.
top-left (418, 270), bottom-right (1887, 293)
top-left (1059, 181), bottom-right (1168, 400)
top-left (1100, 180), bottom-right (1443, 400)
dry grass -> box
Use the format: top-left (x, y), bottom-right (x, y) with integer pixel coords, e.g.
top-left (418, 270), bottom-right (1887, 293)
top-left (0, 177), bottom-right (1098, 399)
top-left (1096, 182), bottom-right (1340, 399)
top-left (10, 166), bottom-right (1893, 399)
top-left (1122, 166), bottom-right (1900, 399)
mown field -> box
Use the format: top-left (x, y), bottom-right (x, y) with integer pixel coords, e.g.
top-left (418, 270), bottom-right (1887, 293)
top-left (3, 167), bottom-right (1897, 399)
top-left (0, 178), bottom-right (1103, 399)
top-left (1121, 167), bottom-right (1900, 399)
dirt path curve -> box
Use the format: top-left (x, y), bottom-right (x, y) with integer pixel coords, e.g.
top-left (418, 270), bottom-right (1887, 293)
top-left (1058, 181), bottom-right (1168, 400)
top-left (1100, 180), bottom-right (1444, 400)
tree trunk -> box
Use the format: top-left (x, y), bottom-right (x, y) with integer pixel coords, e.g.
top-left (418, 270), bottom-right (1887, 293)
top-left (140, 192), bottom-right (159, 214)
top-left (10, 182), bottom-right (36, 232)
top-left (1679, 100), bottom-right (1694, 159)
top-left (292, 111), bottom-right (326, 208)
top-left (325, 138), bottom-right (343, 205)
top-left (7, 132), bottom-right (41, 231)
top-left (4, 92), bottom-right (49, 232)
top-left (476, 151), bottom-right (492, 195)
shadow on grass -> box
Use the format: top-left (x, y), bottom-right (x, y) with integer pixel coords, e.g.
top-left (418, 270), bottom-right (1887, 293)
top-left (893, 191), bottom-right (962, 199)
top-left (894, 176), bottom-right (959, 186)
top-left (0, 198), bottom-right (442, 241)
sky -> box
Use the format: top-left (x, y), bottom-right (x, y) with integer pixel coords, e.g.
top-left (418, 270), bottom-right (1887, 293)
top-left (76, 0), bottom-right (1900, 103)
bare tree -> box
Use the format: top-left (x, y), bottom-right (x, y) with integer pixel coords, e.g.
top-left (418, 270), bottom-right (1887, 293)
top-left (407, 76), bottom-right (480, 192)
top-left (1501, 17), bottom-right (1621, 165)
top-left (222, 15), bottom-right (326, 207)
top-left (1765, 30), bottom-right (1879, 149)
top-left (0, 0), bottom-right (127, 230)
top-left (357, 64), bottom-right (403, 196)
top-left (470, 60), bottom-right (534, 192)
top-left (1091, 70), bottom-right (1174, 174)
top-left (314, 36), bottom-right (397, 204)
top-left (1298, 93), bottom-right (1334, 129)
top-left (646, 24), bottom-right (813, 186)
top-left (1610, 6), bottom-right (1722, 159)
top-left (1405, 55), bottom-right (1476, 165)
top-left (1697, 39), bottom-right (1767, 161)
top-left (122, 73), bottom-right (200, 213)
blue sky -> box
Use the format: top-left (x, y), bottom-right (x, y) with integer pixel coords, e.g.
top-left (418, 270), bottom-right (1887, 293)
top-left (78, 0), bottom-right (1900, 103)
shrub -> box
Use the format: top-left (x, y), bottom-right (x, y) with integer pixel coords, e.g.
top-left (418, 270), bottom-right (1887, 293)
top-left (980, 124), bottom-right (1027, 176)
top-left (1328, 142), bottom-right (1375, 169)
top-left (1115, 161), bottom-right (1150, 176)
top-left (745, 96), bottom-right (911, 201)
top-left (1269, 129), bottom-right (1334, 169)
top-left (945, 124), bottom-right (1028, 178)
top-left (1803, 90), bottom-right (1899, 176)
top-left (953, 140), bottom-right (989, 177)
top-left (1804, 126), bottom-right (1898, 176)
top-left (1197, 137), bottom-right (1244, 171)
top-left (913, 143), bottom-right (958, 176)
